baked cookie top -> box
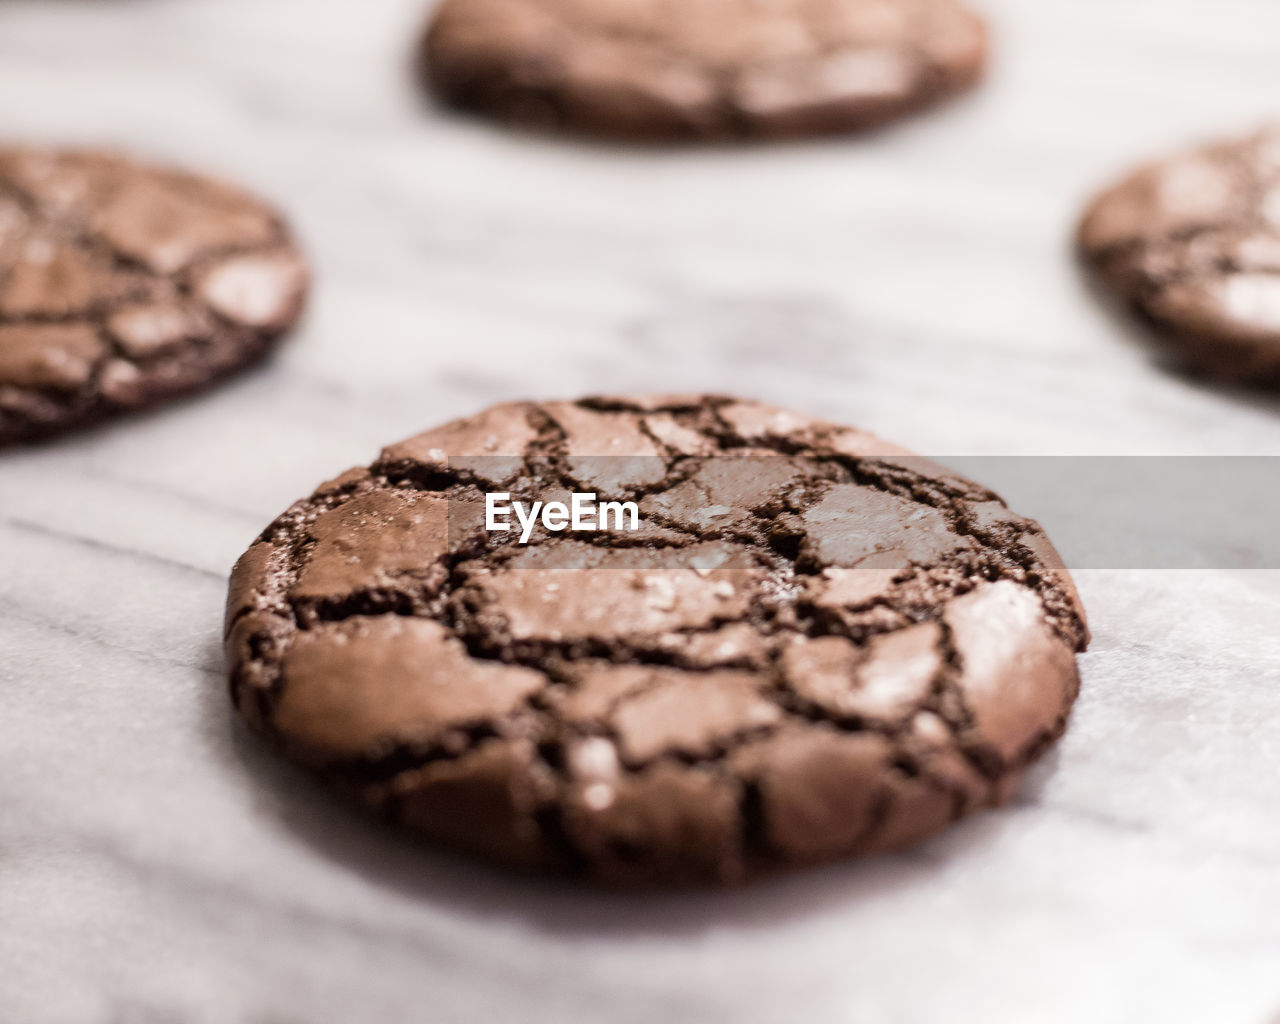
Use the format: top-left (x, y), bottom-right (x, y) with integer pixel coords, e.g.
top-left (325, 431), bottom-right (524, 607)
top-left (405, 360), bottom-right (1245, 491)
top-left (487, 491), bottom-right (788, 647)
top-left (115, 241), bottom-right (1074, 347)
top-left (0, 148), bottom-right (308, 444)
top-left (422, 0), bottom-right (987, 140)
top-left (226, 396), bottom-right (1088, 885)
top-left (1079, 127), bottom-right (1280, 385)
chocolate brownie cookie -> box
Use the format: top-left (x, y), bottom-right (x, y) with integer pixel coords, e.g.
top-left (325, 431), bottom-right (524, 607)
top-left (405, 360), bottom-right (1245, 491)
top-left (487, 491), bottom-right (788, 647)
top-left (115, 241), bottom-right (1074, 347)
top-left (421, 0), bottom-right (987, 140)
top-left (1079, 128), bottom-right (1280, 384)
top-left (226, 396), bottom-right (1089, 885)
top-left (0, 148), bottom-right (308, 445)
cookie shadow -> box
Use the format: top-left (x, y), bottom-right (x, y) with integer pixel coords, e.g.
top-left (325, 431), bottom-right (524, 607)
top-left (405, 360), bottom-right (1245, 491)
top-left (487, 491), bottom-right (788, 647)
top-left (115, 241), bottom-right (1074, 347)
top-left (210, 641), bottom-right (1033, 940)
top-left (1072, 255), bottom-right (1280, 416)
top-left (414, 103), bottom-right (974, 160)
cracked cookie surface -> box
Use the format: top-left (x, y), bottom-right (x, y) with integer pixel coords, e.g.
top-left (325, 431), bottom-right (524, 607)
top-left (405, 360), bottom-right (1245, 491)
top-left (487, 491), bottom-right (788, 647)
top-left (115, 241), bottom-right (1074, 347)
top-left (421, 0), bottom-right (987, 140)
top-left (1079, 128), bottom-right (1280, 385)
top-left (0, 148), bottom-right (308, 445)
top-left (226, 396), bottom-right (1089, 885)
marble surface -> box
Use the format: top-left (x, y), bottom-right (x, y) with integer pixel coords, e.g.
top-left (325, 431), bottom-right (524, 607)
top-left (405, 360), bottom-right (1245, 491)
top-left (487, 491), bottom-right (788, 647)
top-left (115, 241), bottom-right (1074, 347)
top-left (3, 1), bottom-right (1280, 1021)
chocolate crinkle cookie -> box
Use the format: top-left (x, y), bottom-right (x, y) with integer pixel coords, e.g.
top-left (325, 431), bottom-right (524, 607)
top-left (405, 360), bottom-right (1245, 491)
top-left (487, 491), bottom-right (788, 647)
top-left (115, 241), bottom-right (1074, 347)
top-left (226, 396), bottom-right (1089, 886)
top-left (421, 0), bottom-right (987, 141)
top-left (0, 148), bottom-right (308, 445)
top-left (1079, 127), bottom-right (1280, 385)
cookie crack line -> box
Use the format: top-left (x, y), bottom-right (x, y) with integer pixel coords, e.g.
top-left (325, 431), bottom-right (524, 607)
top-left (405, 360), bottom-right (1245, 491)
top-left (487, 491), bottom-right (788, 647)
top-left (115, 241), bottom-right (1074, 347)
top-left (226, 396), bottom-right (1089, 885)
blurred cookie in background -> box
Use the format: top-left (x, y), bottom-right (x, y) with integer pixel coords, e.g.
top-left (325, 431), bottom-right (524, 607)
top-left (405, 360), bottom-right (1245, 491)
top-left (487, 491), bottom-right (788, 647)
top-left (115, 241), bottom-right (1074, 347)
top-left (0, 148), bottom-right (308, 446)
top-left (1079, 128), bottom-right (1280, 386)
top-left (421, 0), bottom-right (988, 141)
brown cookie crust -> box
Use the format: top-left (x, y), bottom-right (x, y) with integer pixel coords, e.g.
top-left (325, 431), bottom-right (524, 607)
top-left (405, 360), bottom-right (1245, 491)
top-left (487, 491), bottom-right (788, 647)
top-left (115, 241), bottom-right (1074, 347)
top-left (1078, 127), bottom-right (1280, 385)
top-left (0, 148), bottom-right (308, 445)
top-left (226, 396), bottom-right (1089, 885)
top-left (422, 0), bottom-right (987, 140)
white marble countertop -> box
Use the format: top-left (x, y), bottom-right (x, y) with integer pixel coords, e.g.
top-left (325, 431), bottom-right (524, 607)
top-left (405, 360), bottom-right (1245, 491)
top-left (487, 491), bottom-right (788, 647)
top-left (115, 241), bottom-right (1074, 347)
top-left (3, 1), bottom-right (1280, 1022)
